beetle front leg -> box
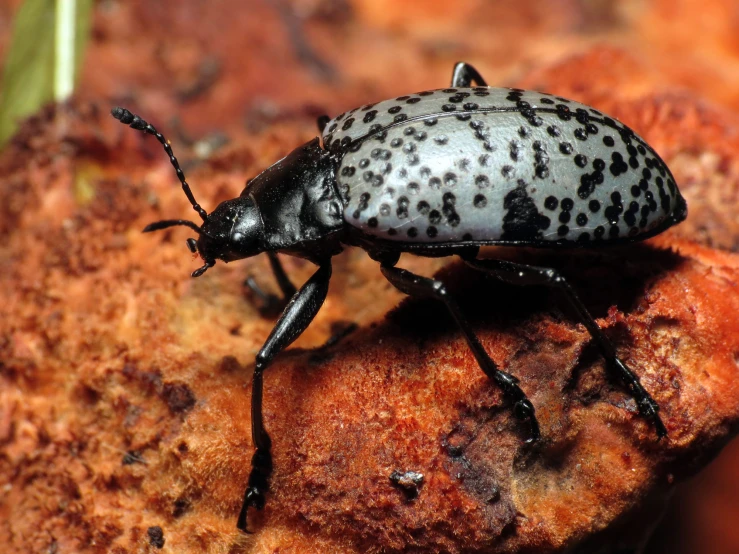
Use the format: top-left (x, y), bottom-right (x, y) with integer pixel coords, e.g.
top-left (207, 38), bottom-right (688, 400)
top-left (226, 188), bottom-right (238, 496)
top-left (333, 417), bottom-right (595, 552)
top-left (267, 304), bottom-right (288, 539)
top-left (243, 252), bottom-right (299, 316)
top-left (238, 261), bottom-right (333, 532)
top-left (380, 263), bottom-right (540, 442)
top-left (461, 256), bottom-right (667, 439)
top-left (451, 62), bottom-right (488, 87)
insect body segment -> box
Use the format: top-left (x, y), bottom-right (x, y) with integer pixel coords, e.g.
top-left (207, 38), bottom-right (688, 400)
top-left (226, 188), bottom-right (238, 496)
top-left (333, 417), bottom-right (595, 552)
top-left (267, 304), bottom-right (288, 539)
top-left (324, 89), bottom-right (685, 246)
top-left (112, 61), bottom-right (686, 534)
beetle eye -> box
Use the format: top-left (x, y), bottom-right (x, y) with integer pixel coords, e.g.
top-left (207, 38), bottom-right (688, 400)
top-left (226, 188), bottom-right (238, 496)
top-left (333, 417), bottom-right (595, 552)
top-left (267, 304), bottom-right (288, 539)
top-left (186, 238), bottom-right (198, 253)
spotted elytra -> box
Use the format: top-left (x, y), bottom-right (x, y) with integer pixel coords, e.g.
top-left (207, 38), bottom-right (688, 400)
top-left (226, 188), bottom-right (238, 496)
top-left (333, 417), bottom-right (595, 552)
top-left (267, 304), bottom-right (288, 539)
top-left (111, 62), bottom-right (686, 532)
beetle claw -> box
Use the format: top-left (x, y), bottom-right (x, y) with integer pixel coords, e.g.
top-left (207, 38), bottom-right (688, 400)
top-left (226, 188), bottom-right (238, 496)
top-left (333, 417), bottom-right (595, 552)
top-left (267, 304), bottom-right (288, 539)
top-left (513, 400), bottom-right (541, 442)
top-left (637, 395), bottom-right (668, 439)
top-left (237, 486), bottom-right (266, 533)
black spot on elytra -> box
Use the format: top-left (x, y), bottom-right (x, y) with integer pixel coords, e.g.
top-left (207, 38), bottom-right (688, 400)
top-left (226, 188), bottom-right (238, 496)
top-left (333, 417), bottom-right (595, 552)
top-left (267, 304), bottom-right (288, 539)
top-left (442, 192), bottom-right (460, 226)
top-left (544, 196), bottom-right (558, 210)
top-left (577, 168), bottom-right (605, 199)
top-left (363, 111), bottom-right (377, 123)
top-left (501, 180), bottom-right (551, 241)
top-left (604, 191), bottom-right (624, 225)
top-left (353, 192), bottom-right (371, 220)
top-left (610, 152), bottom-right (628, 177)
top-left (396, 196), bottom-right (409, 219)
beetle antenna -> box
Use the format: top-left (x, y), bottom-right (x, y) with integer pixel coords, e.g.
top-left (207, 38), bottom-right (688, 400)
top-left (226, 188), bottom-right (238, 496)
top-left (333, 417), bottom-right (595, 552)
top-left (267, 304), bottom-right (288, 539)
top-left (142, 219), bottom-right (203, 234)
top-left (111, 107), bottom-right (209, 222)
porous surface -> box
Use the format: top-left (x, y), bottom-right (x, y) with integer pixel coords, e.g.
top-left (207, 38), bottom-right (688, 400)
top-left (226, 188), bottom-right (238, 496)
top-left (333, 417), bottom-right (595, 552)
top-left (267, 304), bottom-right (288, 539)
top-left (327, 88), bottom-right (684, 245)
top-left (2, 1), bottom-right (739, 554)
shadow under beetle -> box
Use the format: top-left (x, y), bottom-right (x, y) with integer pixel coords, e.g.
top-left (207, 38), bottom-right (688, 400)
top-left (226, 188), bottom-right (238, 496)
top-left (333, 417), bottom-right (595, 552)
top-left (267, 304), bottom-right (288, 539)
top-left (111, 62), bottom-right (687, 532)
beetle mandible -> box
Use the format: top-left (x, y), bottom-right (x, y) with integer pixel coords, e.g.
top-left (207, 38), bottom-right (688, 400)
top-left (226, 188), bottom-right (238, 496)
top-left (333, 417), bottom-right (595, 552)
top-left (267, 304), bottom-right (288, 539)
top-left (111, 62), bottom-right (687, 531)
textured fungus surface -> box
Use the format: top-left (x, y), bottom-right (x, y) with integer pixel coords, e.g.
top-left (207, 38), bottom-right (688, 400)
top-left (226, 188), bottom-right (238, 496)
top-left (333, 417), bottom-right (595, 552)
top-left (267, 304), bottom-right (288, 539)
top-left (2, 1), bottom-right (739, 553)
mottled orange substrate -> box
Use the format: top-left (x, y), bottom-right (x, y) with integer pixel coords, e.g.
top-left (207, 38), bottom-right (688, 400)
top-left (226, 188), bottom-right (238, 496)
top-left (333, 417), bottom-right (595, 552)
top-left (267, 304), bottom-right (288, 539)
top-left (2, 1), bottom-right (739, 553)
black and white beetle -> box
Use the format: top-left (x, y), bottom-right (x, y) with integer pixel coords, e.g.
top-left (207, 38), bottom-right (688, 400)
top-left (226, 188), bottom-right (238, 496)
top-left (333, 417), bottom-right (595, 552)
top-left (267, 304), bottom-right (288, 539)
top-left (111, 62), bottom-right (687, 531)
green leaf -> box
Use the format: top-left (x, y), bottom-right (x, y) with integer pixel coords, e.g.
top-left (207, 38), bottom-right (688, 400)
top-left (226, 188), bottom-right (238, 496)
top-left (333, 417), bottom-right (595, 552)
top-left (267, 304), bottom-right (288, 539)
top-left (73, 0), bottom-right (93, 83)
top-left (0, 0), bottom-right (94, 147)
top-left (0, 0), bottom-right (56, 145)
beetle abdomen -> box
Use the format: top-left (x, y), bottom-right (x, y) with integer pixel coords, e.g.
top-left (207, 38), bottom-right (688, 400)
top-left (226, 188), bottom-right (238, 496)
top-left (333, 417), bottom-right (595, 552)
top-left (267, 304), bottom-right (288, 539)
top-left (323, 88), bottom-right (686, 246)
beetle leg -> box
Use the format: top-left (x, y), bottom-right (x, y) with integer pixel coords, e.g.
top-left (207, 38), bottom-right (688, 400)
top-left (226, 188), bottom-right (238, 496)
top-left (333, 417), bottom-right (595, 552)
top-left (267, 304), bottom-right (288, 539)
top-left (238, 261), bottom-right (333, 532)
top-left (451, 62), bottom-right (488, 87)
top-left (267, 252), bottom-right (299, 298)
top-left (243, 252), bottom-right (298, 316)
top-left (317, 115), bottom-right (330, 133)
top-left (461, 256), bottom-right (668, 439)
top-left (380, 263), bottom-right (541, 442)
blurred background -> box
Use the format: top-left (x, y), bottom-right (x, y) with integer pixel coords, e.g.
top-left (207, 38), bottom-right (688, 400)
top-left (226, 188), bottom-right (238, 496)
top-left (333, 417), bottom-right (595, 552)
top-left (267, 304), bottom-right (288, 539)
top-left (1, 0), bottom-right (738, 552)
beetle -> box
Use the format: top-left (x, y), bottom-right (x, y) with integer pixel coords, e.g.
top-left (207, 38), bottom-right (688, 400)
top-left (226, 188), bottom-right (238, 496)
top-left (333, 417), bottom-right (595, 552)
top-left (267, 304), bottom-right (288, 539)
top-left (111, 62), bottom-right (687, 531)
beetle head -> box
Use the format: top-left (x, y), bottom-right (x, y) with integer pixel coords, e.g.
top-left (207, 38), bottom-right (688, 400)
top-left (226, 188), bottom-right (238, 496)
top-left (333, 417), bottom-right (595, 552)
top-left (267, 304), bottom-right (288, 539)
top-left (196, 197), bottom-right (264, 263)
top-left (144, 197), bottom-right (264, 278)
top-left (112, 107), bottom-right (267, 278)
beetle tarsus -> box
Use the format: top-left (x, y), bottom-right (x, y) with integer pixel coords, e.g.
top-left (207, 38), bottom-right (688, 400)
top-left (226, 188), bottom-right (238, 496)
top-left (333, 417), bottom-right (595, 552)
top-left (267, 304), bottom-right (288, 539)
top-left (237, 447), bottom-right (273, 532)
top-left (514, 399), bottom-right (541, 442)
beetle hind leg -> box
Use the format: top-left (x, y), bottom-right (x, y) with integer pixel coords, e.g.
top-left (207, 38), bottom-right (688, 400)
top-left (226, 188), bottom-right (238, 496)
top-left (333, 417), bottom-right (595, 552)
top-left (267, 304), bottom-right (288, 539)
top-left (380, 263), bottom-right (540, 442)
top-left (451, 62), bottom-right (488, 87)
top-left (461, 255), bottom-right (667, 439)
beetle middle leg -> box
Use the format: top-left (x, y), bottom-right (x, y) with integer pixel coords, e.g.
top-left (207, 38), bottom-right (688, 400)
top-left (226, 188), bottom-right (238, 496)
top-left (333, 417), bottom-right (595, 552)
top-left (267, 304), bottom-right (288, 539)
top-left (460, 255), bottom-right (667, 439)
top-left (380, 263), bottom-right (540, 442)
top-left (451, 62), bottom-right (488, 87)
top-left (238, 260), bottom-right (332, 532)
top-left (243, 252), bottom-right (298, 316)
